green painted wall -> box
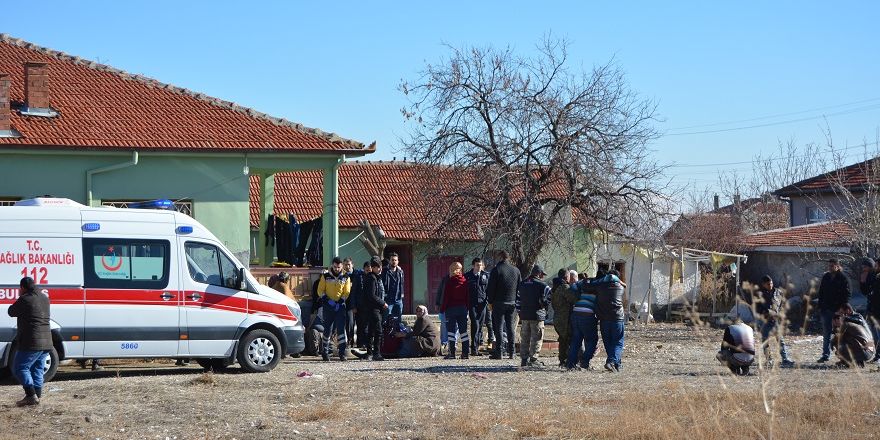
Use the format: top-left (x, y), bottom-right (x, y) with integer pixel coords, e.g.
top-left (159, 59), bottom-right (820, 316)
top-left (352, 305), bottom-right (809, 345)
top-left (0, 150), bottom-right (343, 265)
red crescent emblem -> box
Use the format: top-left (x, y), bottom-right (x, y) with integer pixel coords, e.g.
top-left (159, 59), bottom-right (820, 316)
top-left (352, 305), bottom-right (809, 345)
top-left (101, 250), bottom-right (124, 272)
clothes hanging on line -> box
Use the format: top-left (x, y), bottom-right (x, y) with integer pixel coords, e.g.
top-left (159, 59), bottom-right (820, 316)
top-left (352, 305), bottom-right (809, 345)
top-left (275, 216), bottom-right (293, 264)
top-left (293, 218), bottom-right (316, 267)
top-left (264, 214), bottom-right (276, 247)
top-left (306, 217), bottom-right (323, 266)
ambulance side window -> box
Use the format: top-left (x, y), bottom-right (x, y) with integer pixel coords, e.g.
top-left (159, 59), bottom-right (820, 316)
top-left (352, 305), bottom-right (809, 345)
top-left (83, 239), bottom-right (170, 289)
top-left (185, 242), bottom-right (240, 289)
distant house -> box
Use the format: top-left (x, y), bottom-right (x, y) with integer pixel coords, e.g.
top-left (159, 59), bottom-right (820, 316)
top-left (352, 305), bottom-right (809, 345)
top-left (0, 34), bottom-right (373, 266)
top-left (775, 157), bottom-right (880, 226)
top-left (739, 159), bottom-right (877, 304)
top-left (664, 196), bottom-right (788, 253)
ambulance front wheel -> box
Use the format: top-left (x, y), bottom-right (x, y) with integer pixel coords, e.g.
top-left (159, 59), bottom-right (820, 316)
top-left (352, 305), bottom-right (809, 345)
top-left (237, 329), bottom-right (281, 373)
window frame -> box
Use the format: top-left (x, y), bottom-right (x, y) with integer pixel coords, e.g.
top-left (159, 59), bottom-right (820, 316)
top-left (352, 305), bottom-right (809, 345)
top-left (806, 206), bottom-right (828, 224)
top-left (82, 238), bottom-right (171, 289)
top-left (184, 241), bottom-right (247, 291)
top-left (102, 199), bottom-right (193, 217)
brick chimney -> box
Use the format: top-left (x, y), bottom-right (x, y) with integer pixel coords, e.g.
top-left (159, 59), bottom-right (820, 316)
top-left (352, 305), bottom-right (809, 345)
top-left (713, 194), bottom-right (720, 211)
top-left (24, 61), bottom-right (51, 110)
top-left (0, 73), bottom-right (10, 132)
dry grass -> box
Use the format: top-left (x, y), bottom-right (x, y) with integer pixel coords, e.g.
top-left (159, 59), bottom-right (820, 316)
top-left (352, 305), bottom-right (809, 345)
top-left (288, 402), bottom-right (345, 423)
top-left (415, 384), bottom-right (879, 440)
top-left (189, 371), bottom-right (217, 387)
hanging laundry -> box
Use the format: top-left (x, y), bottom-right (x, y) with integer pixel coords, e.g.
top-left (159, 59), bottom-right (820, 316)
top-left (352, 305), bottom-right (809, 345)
top-left (264, 214), bottom-right (276, 247)
top-left (275, 216), bottom-right (293, 264)
top-left (306, 217), bottom-right (323, 266)
top-left (293, 219), bottom-right (315, 267)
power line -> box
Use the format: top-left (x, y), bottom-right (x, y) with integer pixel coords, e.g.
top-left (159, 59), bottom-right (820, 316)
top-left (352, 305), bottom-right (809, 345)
top-left (663, 103), bottom-right (880, 136)
top-left (667, 96), bottom-right (880, 131)
top-left (666, 141), bottom-right (879, 168)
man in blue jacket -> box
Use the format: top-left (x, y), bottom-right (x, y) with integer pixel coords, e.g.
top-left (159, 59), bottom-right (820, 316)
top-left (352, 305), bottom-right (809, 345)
top-left (381, 252), bottom-right (405, 321)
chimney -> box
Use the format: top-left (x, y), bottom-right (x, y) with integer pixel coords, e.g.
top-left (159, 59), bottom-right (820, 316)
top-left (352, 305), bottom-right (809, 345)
top-left (733, 193), bottom-right (741, 207)
top-left (24, 61), bottom-right (51, 110)
top-left (0, 73), bottom-right (10, 132)
top-left (713, 194), bottom-right (720, 211)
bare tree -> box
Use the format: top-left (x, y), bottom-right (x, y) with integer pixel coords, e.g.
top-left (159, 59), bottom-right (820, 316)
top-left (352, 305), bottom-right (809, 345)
top-left (399, 38), bottom-right (670, 273)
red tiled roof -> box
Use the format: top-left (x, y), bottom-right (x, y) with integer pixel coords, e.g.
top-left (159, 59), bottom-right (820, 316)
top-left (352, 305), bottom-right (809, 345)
top-left (250, 162), bottom-right (483, 241)
top-left (0, 34), bottom-right (370, 152)
top-left (740, 221), bottom-right (856, 249)
top-left (775, 158), bottom-right (880, 196)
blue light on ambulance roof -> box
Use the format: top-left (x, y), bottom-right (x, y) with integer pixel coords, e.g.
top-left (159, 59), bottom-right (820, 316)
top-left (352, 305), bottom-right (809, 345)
top-left (176, 225), bottom-right (194, 234)
top-left (82, 223), bottom-right (101, 232)
top-left (127, 199), bottom-right (174, 210)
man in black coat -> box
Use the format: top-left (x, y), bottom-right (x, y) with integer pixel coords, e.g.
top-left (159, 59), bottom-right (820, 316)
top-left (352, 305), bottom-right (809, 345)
top-left (361, 257), bottom-right (388, 361)
top-left (465, 257), bottom-right (490, 356)
top-left (817, 259), bottom-right (851, 362)
top-left (7, 277), bottom-right (52, 406)
top-left (487, 251), bottom-right (522, 359)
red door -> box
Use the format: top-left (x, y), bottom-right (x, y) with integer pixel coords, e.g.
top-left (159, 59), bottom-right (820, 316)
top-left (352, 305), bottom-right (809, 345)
top-left (426, 255), bottom-right (463, 313)
top-left (384, 245), bottom-right (414, 314)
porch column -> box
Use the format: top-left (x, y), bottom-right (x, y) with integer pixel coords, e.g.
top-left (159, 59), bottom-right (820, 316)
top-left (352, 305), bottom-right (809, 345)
top-left (322, 162), bottom-right (341, 265)
top-left (258, 173), bottom-right (275, 266)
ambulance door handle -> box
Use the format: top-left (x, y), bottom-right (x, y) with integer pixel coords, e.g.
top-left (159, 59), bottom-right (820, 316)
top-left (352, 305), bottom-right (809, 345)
top-left (160, 292), bottom-right (176, 301)
top-left (187, 293), bottom-right (202, 301)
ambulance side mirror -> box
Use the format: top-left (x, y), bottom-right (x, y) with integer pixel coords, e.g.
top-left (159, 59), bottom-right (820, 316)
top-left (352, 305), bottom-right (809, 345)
top-left (238, 267), bottom-right (247, 291)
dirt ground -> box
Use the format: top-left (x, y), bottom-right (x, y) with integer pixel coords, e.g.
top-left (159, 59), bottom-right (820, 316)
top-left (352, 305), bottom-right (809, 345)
top-left (1, 323), bottom-right (877, 440)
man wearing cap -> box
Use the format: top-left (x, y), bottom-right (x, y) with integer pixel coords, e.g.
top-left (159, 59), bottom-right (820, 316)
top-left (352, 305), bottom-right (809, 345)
top-left (516, 264), bottom-right (552, 367)
top-left (816, 259), bottom-right (851, 363)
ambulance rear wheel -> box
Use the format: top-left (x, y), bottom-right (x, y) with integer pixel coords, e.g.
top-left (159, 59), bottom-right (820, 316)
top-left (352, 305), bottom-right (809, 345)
top-left (237, 329), bottom-right (281, 373)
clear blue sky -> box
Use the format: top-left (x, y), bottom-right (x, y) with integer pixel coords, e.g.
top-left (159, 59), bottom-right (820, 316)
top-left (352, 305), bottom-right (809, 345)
top-left (4, 1), bottom-right (879, 200)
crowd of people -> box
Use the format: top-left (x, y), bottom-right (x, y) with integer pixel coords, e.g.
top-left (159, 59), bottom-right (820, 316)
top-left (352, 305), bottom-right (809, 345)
top-left (717, 258), bottom-right (879, 374)
top-left (273, 250), bottom-right (629, 372)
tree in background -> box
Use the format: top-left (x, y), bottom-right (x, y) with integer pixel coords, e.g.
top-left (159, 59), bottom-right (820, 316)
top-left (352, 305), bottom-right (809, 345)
top-left (399, 38), bottom-right (670, 273)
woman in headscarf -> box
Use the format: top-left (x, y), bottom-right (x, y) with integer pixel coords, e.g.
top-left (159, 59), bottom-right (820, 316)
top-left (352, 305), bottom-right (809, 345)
top-left (396, 305), bottom-right (442, 357)
top-left (440, 262), bottom-right (470, 359)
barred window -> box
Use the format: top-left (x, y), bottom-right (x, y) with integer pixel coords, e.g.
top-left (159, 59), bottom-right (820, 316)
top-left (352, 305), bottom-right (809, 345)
top-left (102, 200), bottom-right (194, 216)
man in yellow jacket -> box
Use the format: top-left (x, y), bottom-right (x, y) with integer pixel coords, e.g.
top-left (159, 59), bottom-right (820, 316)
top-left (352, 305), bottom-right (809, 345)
top-left (318, 257), bottom-right (353, 361)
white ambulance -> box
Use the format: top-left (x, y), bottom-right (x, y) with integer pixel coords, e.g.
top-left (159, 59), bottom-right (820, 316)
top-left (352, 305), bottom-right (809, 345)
top-left (0, 198), bottom-right (304, 381)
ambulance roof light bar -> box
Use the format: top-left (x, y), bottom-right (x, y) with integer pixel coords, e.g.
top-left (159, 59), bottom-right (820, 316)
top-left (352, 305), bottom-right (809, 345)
top-left (14, 198), bottom-right (85, 207)
top-left (127, 199), bottom-right (175, 210)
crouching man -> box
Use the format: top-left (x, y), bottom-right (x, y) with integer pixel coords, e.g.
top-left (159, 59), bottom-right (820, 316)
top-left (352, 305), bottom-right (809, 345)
top-left (717, 320), bottom-right (756, 376)
top-left (832, 303), bottom-right (876, 368)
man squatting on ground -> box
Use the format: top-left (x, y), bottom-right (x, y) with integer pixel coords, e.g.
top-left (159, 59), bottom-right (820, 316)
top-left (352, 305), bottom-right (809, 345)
top-left (7, 277), bottom-right (52, 406)
top-left (517, 264), bottom-right (552, 367)
top-left (833, 303), bottom-right (876, 368)
top-left (317, 257), bottom-right (352, 361)
top-left (717, 320), bottom-right (756, 376)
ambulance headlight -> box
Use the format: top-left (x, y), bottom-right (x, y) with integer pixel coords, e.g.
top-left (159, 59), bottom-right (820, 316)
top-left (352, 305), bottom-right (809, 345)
top-left (287, 304), bottom-right (302, 322)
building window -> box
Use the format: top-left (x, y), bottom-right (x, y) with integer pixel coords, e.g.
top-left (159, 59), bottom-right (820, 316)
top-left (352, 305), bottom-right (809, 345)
top-left (0, 197), bottom-right (21, 206)
top-left (806, 206), bottom-right (828, 224)
top-left (102, 200), bottom-right (193, 216)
